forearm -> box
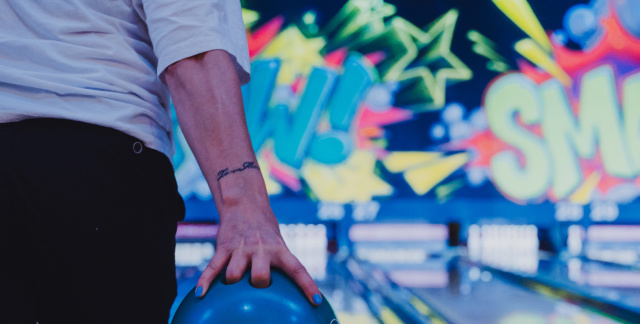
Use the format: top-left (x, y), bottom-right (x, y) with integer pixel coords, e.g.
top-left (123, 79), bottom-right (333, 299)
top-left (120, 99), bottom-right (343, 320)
top-left (166, 50), bottom-right (321, 302)
top-left (164, 50), bottom-right (270, 221)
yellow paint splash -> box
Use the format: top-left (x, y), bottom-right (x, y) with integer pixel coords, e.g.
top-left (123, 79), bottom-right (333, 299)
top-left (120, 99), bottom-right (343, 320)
top-left (403, 153), bottom-right (469, 195)
top-left (492, 0), bottom-right (552, 52)
top-left (515, 39), bottom-right (572, 86)
top-left (382, 151), bottom-right (442, 173)
top-left (568, 171), bottom-right (602, 205)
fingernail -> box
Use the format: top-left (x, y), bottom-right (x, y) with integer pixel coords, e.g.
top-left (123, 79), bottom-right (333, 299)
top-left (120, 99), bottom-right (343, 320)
top-left (195, 286), bottom-right (203, 298)
top-left (313, 293), bottom-right (322, 305)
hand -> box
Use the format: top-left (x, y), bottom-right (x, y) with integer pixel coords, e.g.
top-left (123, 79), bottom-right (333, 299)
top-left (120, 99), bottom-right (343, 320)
top-left (194, 208), bottom-right (322, 305)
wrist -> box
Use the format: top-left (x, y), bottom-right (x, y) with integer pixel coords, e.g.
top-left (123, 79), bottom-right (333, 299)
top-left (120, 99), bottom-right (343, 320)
top-left (215, 178), bottom-right (272, 222)
top-left (217, 200), bottom-right (277, 226)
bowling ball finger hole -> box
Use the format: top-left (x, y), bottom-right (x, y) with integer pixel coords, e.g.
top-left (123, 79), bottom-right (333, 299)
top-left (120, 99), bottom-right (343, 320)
top-left (249, 278), bottom-right (273, 289)
top-left (219, 276), bottom-right (271, 288)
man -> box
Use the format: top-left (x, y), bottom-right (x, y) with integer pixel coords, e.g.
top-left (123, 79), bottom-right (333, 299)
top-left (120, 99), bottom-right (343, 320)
top-left (0, 0), bottom-right (321, 322)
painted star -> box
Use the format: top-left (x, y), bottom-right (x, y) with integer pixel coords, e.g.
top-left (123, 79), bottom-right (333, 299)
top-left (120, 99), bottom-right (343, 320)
top-left (259, 26), bottom-right (326, 84)
top-left (354, 9), bottom-right (472, 110)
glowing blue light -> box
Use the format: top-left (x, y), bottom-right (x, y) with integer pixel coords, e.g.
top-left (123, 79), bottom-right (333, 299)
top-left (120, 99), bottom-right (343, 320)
top-left (442, 102), bottom-right (464, 124)
top-left (430, 123), bottom-right (446, 140)
top-left (563, 4), bottom-right (598, 44)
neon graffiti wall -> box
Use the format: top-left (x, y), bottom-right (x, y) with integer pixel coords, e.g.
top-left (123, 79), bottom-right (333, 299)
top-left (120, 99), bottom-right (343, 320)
top-left (173, 0), bottom-right (640, 222)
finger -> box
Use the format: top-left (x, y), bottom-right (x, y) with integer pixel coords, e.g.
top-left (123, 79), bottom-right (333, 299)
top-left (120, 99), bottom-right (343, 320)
top-left (225, 251), bottom-right (250, 284)
top-left (276, 252), bottom-right (321, 305)
top-left (196, 248), bottom-right (231, 298)
top-left (250, 253), bottom-right (271, 288)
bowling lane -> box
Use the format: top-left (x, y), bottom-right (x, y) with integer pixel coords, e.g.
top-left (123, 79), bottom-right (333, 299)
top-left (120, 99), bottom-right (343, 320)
top-left (313, 257), bottom-right (380, 324)
top-left (359, 257), bottom-right (623, 324)
top-left (486, 255), bottom-right (640, 322)
top-left (543, 257), bottom-right (640, 312)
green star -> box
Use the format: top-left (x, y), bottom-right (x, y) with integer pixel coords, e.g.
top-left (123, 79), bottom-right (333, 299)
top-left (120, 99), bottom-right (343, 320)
top-left (398, 9), bottom-right (472, 109)
top-left (355, 9), bottom-right (472, 110)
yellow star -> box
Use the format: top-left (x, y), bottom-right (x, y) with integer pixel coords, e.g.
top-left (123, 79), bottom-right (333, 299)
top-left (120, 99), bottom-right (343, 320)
top-left (259, 26), bottom-right (326, 84)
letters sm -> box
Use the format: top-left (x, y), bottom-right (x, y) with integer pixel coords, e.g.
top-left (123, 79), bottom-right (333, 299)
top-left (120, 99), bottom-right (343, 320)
top-left (484, 65), bottom-right (640, 202)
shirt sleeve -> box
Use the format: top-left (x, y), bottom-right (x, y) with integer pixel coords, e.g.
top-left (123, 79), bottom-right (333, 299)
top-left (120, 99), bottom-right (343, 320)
top-left (140, 0), bottom-right (251, 85)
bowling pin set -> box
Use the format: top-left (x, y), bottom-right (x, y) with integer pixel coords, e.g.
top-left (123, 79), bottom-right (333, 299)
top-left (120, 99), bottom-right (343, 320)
top-left (348, 223), bottom-right (449, 265)
top-left (467, 224), bottom-right (540, 273)
top-left (581, 225), bottom-right (640, 266)
top-left (279, 223), bottom-right (329, 280)
top-left (175, 242), bottom-right (215, 269)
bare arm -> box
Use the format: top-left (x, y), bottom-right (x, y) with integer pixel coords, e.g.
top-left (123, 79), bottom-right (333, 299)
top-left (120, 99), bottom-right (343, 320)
top-left (164, 49), bottom-right (321, 304)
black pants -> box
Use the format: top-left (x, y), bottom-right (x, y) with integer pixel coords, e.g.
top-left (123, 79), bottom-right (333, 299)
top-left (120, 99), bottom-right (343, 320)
top-left (0, 118), bottom-right (185, 323)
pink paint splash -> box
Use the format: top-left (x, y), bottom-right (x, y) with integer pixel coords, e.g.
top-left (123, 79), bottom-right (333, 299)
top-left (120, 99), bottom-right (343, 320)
top-left (324, 47), bottom-right (348, 68)
top-left (247, 16), bottom-right (284, 58)
top-left (263, 149), bottom-right (302, 192)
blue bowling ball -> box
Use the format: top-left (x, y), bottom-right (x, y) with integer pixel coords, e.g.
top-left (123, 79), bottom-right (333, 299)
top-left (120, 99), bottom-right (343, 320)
top-left (172, 269), bottom-right (338, 324)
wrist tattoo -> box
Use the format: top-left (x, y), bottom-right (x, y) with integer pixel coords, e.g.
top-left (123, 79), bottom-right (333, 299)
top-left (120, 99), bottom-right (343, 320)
top-left (217, 161), bottom-right (260, 181)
